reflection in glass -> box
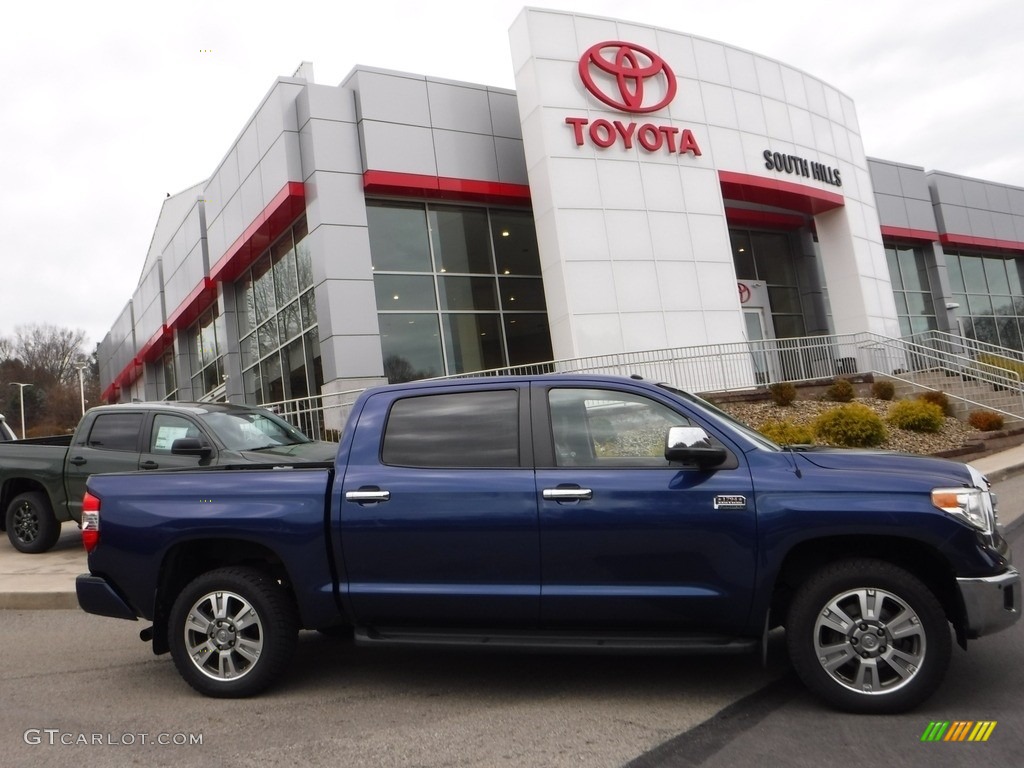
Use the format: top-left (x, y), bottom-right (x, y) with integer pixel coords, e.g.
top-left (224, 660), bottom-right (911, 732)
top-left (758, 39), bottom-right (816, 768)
top-left (429, 206), bottom-right (492, 274)
top-left (367, 202), bottom-right (432, 272)
top-left (442, 314), bottom-right (503, 374)
top-left (379, 314), bottom-right (444, 383)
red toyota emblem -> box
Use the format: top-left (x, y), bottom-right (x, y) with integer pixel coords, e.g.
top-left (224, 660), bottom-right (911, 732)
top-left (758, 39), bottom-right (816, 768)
top-left (578, 41), bottom-right (677, 114)
top-left (738, 283), bottom-right (751, 304)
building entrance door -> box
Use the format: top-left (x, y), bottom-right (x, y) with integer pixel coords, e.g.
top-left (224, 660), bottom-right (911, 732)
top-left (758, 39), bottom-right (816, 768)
top-left (743, 308), bottom-right (775, 384)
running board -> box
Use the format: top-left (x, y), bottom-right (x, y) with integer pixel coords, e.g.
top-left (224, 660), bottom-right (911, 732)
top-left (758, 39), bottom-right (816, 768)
top-left (355, 627), bottom-right (757, 655)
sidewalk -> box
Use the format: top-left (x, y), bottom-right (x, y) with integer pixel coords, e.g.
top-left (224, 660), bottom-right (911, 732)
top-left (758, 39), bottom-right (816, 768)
top-left (3, 447), bottom-right (1024, 610)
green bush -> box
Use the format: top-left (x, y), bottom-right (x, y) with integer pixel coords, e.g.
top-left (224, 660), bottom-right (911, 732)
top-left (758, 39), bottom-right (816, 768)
top-left (968, 410), bottom-right (1005, 431)
top-left (887, 399), bottom-right (945, 433)
top-left (757, 420), bottom-right (815, 445)
top-left (813, 404), bottom-right (887, 447)
top-left (916, 390), bottom-right (954, 417)
top-left (871, 380), bottom-right (895, 401)
top-left (826, 377), bottom-right (855, 402)
top-left (768, 382), bottom-right (797, 406)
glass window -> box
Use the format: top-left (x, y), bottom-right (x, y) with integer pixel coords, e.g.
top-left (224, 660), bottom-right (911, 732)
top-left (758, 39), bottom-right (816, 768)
top-left (294, 219), bottom-right (313, 289)
top-left (382, 390), bottom-right (520, 468)
top-left (150, 414), bottom-right (201, 453)
top-left (505, 314), bottom-right (553, 367)
top-left (85, 413), bottom-right (144, 451)
top-left (374, 275), bottom-right (438, 311)
top-left (438, 276), bottom-right (498, 311)
top-left (379, 314), bottom-right (444, 383)
top-left (367, 202), bottom-right (433, 272)
top-left (235, 276), bottom-right (256, 338)
top-left (429, 206), bottom-right (493, 274)
top-left (547, 388), bottom-right (690, 468)
top-left (251, 254), bottom-right (276, 322)
top-left (885, 248), bottom-right (902, 290)
top-left (896, 247), bottom-right (928, 292)
top-left (961, 255), bottom-right (987, 294)
top-left (985, 258), bottom-right (1010, 296)
top-left (731, 231), bottom-right (756, 280)
top-left (491, 211), bottom-right (542, 276)
top-left (945, 253), bottom-right (966, 293)
top-left (752, 232), bottom-right (797, 285)
top-left (442, 313), bottom-right (504, 374)
top-left (369, 201), bottom-right (553, 382)
top-left (499, 278), bottom-right (547, 312)
top-left (272, 233), bottom-right (299, 306)
top-left (280, 300), bottom-right (302, 344)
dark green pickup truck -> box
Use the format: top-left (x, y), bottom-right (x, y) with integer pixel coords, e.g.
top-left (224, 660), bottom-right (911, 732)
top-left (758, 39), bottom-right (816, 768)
top-left (0, 401), bottom-right (337, 553)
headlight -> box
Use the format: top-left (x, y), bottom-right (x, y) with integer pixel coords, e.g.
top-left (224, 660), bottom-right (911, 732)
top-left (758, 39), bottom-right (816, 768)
top-left (931, 486), bottom-right (994, 534)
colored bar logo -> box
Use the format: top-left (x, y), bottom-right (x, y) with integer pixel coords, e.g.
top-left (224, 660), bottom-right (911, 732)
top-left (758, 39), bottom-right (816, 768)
top-left (921, 721), bottom-right (997, 742)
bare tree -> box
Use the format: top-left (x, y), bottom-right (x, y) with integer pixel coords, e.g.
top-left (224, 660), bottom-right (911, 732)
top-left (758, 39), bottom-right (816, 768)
top-left (12, 324), bottom-right (88, 385)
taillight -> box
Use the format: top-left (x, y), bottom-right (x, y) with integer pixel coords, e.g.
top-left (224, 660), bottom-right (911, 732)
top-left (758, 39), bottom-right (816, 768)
top-left (82, 492), bottom-right (100, 553)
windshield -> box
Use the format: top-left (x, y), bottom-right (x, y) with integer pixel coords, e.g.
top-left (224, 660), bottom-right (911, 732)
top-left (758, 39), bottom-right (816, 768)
top-left (656, 383), bottom-right (781, 452)
top-left (197, 409), bottom-right (312, 451)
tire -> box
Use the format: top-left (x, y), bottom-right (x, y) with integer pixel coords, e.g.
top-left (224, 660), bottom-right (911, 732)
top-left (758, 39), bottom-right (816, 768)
top-left (168, 567), bottom-right (298, 698)
top-left (786, 558), bottom-right (951, 714)
top-left (5, 492), bottom-right (61, 554)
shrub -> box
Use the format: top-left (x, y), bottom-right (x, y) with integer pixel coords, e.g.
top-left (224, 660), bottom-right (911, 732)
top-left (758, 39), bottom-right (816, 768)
top-left (826, 377), bottom-right (855, 403)
top-left (887, 399), bottom-right (945, 433)
top-left (757, 420), bottom-right (815, 445)
top-left (968, 410), bottom-right (1005, 431)
top-left (813, 404), bottom-right (887, 447)
top-left (871, 380), bottom-right (895, 401)
top-left (916, 390), bottom-right (954, 416)
top-left (768, 382), bottom-right (797, 406)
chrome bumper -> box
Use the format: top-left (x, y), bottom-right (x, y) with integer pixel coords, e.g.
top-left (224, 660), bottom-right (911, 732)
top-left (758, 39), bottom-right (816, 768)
top-left (957, 567), bottom-right (1021, 638)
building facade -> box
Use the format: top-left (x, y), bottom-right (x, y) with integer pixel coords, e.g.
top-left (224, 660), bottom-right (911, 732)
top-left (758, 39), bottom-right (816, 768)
top-left (98, 8), bottom-right (1024, 409)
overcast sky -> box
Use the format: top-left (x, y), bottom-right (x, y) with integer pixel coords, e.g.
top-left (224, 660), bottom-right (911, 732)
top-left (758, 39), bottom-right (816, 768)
top-left (1, 0), bottom-right (1021, 350)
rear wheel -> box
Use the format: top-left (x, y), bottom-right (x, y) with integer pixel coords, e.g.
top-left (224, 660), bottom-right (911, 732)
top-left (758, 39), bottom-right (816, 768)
top-left (786, 558), bottom-right (951, 713)
top-left (5, 492), bottom-right (60, 553)
top-left (168, 567), bottom-right (298, 698)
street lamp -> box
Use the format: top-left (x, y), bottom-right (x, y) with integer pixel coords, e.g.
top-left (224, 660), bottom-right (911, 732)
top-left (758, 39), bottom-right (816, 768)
top-left (10, 382), bottom-right (31, 439)
top-left (73, 358), bottom-right (89, 417)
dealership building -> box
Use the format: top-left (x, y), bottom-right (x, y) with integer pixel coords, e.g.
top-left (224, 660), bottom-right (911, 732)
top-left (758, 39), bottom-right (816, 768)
top-left (97, 7), bottom-right (1024, 412)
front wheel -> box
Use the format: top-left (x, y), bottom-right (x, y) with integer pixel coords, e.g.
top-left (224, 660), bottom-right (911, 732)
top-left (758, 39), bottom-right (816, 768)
top-left (786, 558), bottom-right (951, 713)
top-left (168, 567), bottom-right (298, 697)
top-left (5, 492), bottom-right (60, 553)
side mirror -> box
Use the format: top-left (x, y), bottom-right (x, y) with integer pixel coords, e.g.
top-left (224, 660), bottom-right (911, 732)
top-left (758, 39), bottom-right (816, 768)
top-left (171, 437), bottom-right (213, 458)
top-left (665, 426), bottom-right (727, 468)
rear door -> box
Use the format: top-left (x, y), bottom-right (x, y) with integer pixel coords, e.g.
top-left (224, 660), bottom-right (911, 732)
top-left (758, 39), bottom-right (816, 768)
top-left (64, 411), bottom-right (147, 520)
top-left (533, 383), bottom-right (757, 633)
top-left (339, 385), bottom-right (540, 627)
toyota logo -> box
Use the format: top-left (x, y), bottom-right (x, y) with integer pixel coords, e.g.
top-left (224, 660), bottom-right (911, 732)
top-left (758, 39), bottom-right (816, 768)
top-left (578, 41), bottom-right (677, 114)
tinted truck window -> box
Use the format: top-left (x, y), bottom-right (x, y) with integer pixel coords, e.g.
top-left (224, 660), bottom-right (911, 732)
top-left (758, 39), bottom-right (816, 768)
top-left (86, 413), bottom-right (145, 452)
top-left (382, 390), bottom-right (519, 468)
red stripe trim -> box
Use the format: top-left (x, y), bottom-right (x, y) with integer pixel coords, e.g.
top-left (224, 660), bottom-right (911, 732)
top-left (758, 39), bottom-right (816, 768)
top-left (725, 207), bottom-right (806, 230)
top-left (166, 277), bottom-right (217, 329)
top-left (719, 170), bottom-right (844, 215)
top-left (210, 181), bottom-right (306, 283)
top-left (137, 324), bottom-right (173, 364)
top-left (363, 171), bottom-right (531, 205)
top-left (940, 232), bottom-right (1024, 254)
top-left (880, 226), bottom-right (939, 242)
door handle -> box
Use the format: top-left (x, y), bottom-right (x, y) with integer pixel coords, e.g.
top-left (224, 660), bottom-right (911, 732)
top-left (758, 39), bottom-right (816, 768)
top-left (345, 489), bottom-right (391, 503)
top-left (68, 456), bottom-right (87, 466)
top-left (543, 487), bottom-right (593, 501)
top-left (140, 461), bottom-right (159, 470)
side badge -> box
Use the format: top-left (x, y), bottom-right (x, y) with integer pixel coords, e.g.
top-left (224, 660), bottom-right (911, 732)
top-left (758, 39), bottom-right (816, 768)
top-left (714, 495), bottom-right (747, 510)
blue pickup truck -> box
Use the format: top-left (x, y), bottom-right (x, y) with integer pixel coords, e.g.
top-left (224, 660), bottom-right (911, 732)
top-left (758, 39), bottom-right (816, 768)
top-left (76, 375), bottom-right (1020, 713)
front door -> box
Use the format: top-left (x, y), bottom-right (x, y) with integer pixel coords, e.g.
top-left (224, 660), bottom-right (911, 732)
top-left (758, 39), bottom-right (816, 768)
top-left (533, 383), bottom-right (757, 633)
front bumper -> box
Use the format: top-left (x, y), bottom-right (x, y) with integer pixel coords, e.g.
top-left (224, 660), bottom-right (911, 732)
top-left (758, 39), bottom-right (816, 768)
top-left (957, 567), bottom-right (1021, 638)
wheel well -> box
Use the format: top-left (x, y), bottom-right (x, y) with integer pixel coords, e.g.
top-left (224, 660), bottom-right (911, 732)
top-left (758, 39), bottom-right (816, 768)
top-left (152, 539), bottom-right (297, 655)
top-left (770, 536), bottom-right (962, 632)
top-left (0, 480), bottom-right (52, 530)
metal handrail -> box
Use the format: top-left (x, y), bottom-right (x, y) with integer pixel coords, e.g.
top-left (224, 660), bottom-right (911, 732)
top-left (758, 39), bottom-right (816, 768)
top-left (257, 330), bottom-right (1024, 437)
